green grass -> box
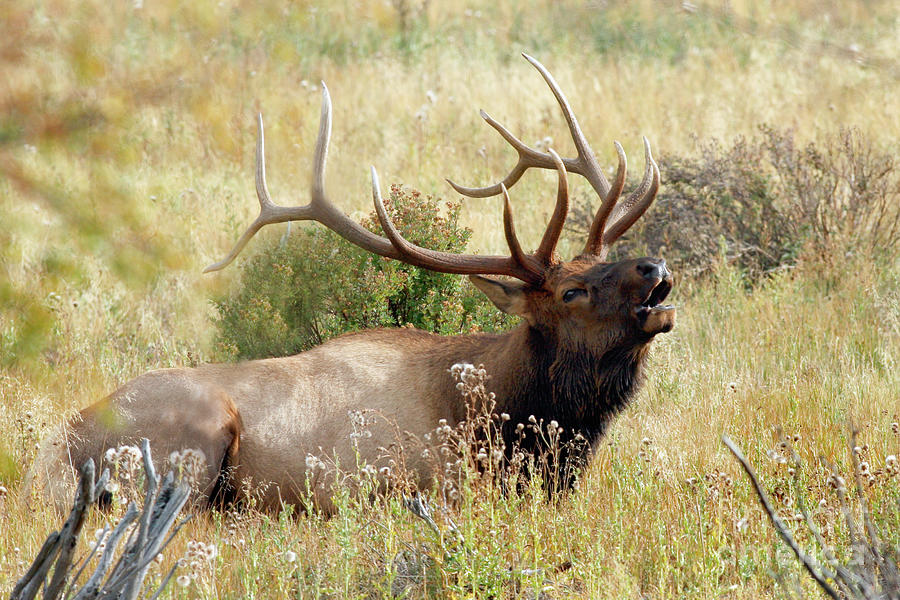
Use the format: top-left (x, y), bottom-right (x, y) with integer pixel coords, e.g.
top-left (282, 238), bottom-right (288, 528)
top-left (2, 0), bottom-right (899, 597)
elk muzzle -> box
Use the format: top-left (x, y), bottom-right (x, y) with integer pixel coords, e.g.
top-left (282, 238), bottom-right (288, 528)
top-left (635, 258), bottom-right (676, 334)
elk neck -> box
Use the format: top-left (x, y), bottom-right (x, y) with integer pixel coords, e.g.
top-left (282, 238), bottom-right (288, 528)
top-left (428, 322), bottom-right (652, 448)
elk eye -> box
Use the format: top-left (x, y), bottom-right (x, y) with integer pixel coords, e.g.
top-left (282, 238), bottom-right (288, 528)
top-left (562, 288), bottom-right (586, 303)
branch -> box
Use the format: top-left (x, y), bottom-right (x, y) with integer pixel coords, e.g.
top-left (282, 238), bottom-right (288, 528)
top-left (722, 434), bottom-right (840, 600)
top-left (12, 440), bottom-right (192, 600)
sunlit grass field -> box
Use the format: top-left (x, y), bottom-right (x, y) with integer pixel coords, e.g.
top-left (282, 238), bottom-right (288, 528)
top-left (1, 0), bottom-right (898, 597)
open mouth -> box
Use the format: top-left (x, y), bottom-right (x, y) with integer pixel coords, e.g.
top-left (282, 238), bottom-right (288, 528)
top-left (635, 279), bottom-right (673, 315)
top-left (634, 278), bottom-right (675, 333)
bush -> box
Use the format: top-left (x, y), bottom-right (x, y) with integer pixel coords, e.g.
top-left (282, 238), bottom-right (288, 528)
top-left (568, 126), bottom-right (900, 280)
top-left (213, 185), bottom-right (513, 360)
top-left (763, 125), bottom-right (900, 259)
top-left (638, 135), bottom-right (799, 277)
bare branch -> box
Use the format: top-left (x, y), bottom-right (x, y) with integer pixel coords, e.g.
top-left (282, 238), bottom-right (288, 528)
top-left (722, 434), bottom-right (840, 600)
top-left (13, 444), bottom-right (192, 600)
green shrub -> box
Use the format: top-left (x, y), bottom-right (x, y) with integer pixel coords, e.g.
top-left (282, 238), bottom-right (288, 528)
top-left (213, 185), bottom-right (514, 360)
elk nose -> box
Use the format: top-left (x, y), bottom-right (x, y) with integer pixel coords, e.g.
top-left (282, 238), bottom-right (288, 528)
top-left (636, 259), bottom-right (668, 280)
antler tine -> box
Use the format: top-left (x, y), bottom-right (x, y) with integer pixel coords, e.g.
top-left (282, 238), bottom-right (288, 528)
top-left (500, 183), bottom-right (530, 271)
top-left (446, 111), bottom-right (582, 198)
top-left (204, 114), bottom-right (285, 273)
top-left (205, 86), bottom-right (404, 274)
top-left (520, 53), bottom-right (610, 198)
top-left (206, 81), bottom-right (548, 285)
top-left (600, 137), bottom-right (661, 253)
top-left (370, 168), bottom-right (544, 284)
top-left (310, 80), bottom-right (332, 203)
top-left (448, 53), bottom-right (611, 203)
top-left (583, 141), bottom-right (627, 256)
top-left (533, 149), bottom-right (569, 266)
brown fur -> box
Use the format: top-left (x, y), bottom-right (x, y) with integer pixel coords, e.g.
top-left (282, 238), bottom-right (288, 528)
top-left (28, 254), bottom-right (674, 514)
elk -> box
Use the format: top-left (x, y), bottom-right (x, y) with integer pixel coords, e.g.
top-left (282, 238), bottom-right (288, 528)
top-left (29, 55), bottom-right (675, 513)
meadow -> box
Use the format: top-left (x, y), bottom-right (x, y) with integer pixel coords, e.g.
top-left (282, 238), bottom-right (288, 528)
top-left (1, 0), bottom-right (898, 597)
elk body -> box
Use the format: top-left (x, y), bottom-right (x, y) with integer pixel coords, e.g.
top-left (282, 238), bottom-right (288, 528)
top-left (29, 55), bottom-right (675, 513)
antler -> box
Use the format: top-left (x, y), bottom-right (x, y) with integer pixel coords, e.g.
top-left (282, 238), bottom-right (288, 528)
top-left (448, 53), bottom-right (660, 259)
top-left (205, 85), bottom-right (573, 285)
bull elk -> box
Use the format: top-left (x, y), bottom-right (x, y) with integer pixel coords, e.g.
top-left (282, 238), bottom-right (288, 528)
top-left (29, 55), bottom-right (675, 513)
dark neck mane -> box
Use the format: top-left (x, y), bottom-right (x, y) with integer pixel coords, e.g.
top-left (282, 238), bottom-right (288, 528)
top-left (451, 324), bottom-right (652, 450)
top-left (548, 342), bottom-right (649, 431)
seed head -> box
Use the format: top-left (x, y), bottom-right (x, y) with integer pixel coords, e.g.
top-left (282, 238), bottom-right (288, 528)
top-left (886, 455), bottom-right (897, 473)
top-left (827, 474), bottom-right (846, 492)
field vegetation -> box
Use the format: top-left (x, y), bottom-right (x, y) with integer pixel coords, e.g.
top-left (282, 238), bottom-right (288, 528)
top-left (1, 0), bottom-right (898, 597)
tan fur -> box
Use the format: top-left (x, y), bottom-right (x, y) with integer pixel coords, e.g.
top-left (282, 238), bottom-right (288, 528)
top-left (31, 330), bottom-right (470, 513)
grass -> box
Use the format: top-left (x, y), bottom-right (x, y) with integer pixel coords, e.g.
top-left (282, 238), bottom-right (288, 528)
top-left (2, 0), bottom-right (899, 597)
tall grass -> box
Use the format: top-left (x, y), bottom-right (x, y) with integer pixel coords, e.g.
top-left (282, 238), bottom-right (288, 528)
top-left (2, 0), bottom-right (898, 597)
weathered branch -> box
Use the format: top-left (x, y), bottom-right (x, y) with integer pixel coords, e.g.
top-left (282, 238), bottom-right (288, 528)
top-left (11, 440), bottom-right (192, 600)
top-left (722, 434), bottom-right (841, 600)
top-left (725, 433), bottom-right (900, 600)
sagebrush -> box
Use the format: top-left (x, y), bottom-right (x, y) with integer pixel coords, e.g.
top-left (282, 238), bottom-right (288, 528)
top-left (570, 126), bottom-right (900, 279)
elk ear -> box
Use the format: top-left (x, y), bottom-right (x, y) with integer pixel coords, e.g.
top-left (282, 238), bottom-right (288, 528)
top-left (469, 275), bottom-right (533, 321)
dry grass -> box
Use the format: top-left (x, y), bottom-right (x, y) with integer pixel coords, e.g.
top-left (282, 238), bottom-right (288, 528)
top-left (2, 0), bottom-right (899, 597)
